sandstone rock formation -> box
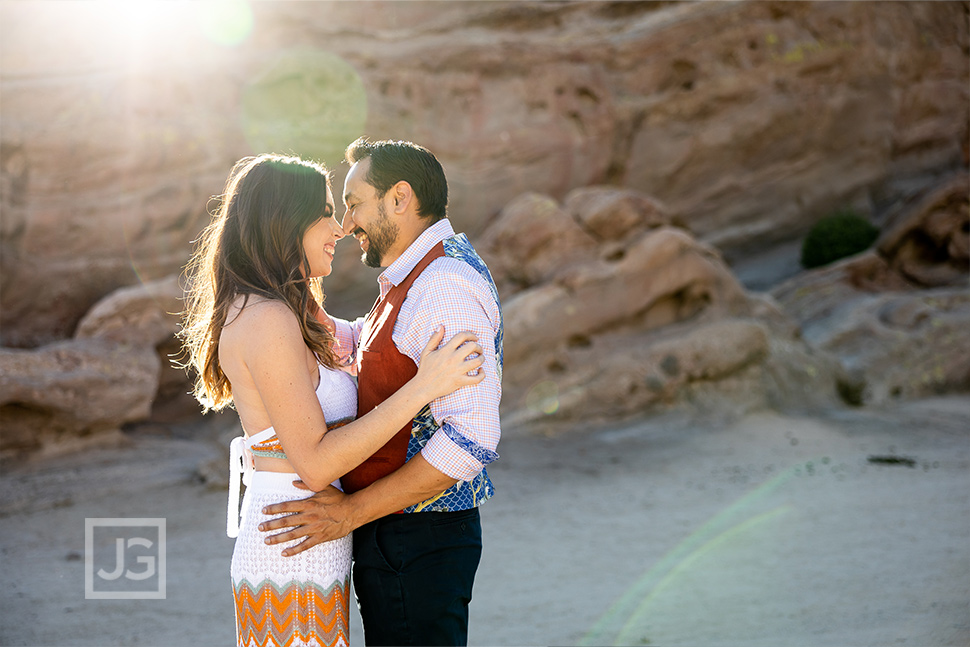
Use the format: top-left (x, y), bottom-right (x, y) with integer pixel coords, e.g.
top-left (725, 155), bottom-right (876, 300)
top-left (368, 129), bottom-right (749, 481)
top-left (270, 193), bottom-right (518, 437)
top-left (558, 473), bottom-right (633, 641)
top-left (774, 269), bottom-right (970, 405)
top-left (75, 274), bottom-right (199, 421)
top-left (877, 173), bottom-right (970, 288)
top-left (772, 173), bottom-right (970, 405)
top-left (75, 274), bottom-right (184, 347)
top-left (0, 275), bottom-right (194, 458)
top-left (1, 1), bottom-right (966, 452)
top-left (477, 192), bottom-right (599, 293)
top-left (2, 1), bottom-right (967, 347)
top-left (0, 1), bottom-right (248, 347)
top-left (0, 339), bottom-right (159, 458)
top-left (481, 187), bottom-right (846, 425)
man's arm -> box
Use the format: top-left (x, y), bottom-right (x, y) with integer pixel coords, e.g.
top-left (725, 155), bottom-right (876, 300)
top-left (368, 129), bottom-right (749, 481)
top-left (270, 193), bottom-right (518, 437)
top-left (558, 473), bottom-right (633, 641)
top-left (396, 263), bottom-right (502, 481)
top-left (260, 454), bottom-right (457, 555)
top-left (316, 307), bottom-right (364, 369)
top-left (262, 261), bottom-right (501, 556)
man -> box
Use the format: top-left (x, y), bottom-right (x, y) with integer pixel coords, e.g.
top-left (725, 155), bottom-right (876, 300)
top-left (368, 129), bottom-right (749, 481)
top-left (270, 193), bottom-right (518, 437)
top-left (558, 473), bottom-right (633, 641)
top-left (260, 137), bottom-right (503, 646)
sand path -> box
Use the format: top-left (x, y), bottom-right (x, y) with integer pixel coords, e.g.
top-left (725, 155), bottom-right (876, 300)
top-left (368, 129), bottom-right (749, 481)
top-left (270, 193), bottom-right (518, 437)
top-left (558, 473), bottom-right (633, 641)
top-left (1, 397), bottom-right (968, 646)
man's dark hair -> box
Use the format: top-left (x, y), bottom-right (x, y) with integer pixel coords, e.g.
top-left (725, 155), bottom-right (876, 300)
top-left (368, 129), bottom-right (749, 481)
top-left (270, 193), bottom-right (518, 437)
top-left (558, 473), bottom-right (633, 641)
top-left (345, 137), bottom-right (448, 222)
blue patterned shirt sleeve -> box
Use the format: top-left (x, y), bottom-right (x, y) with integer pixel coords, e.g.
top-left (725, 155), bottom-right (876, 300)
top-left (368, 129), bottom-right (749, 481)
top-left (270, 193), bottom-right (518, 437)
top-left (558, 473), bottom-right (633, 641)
top-left (440, 421), bottom-right (500, 466)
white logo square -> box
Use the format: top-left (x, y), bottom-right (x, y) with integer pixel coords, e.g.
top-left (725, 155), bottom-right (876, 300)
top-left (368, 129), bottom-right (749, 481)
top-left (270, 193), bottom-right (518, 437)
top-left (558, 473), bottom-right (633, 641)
top-left (84, 518), bottom-right (166, 600)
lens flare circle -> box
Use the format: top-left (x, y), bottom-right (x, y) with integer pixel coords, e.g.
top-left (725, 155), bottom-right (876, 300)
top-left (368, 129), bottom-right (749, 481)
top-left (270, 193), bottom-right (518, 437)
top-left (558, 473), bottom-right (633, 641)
top-left (196, 0), bottom-right (253, 47)
top-left (526, 380), bottom-right (560, 416)
top-left (241, 49), bottom-right (368, 167)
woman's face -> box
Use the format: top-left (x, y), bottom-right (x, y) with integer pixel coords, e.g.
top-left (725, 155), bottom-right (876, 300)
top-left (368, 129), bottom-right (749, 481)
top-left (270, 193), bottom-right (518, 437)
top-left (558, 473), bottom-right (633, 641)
top-left (302, 189), bottom-right (343, 278)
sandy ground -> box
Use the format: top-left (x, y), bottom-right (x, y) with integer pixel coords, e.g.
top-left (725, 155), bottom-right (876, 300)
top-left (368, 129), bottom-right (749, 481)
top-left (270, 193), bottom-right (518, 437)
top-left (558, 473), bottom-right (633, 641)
top-left (1, 397), bottom-right (968, 647)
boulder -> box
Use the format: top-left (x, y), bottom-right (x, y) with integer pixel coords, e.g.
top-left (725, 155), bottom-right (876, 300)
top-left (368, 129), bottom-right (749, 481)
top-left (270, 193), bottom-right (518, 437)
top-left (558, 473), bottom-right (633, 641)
top-left (496, 191), bottom-right (847, 425)
top-left (504, 308), bottom-right (845, 426)
top-left (781, 287), bottom-right (970, 404)
top-left (877, 172), bottom-right (970, 288)
top-left (75, 274), bottom-right (199, 422)
top-left (0, 274), bottom-right (198, 459)
top-left (772, 173), bottom-right (970, 404)
top-left (0, 339), bottom-right (160, 457)
top-left (568, 320), bottom-right (774, 416)
top-left (773, 251), bottom-right (970, 405)
top-left (477, 192), bottom-right (597, 294)
top-left (562, 186), bottom-right (673, 242)
top-left (770, 251), bottom-right (916, 331)
top-left (75, 275), bottom-right (184, 346)
top-left (502, 226), bottom-right (752, 364)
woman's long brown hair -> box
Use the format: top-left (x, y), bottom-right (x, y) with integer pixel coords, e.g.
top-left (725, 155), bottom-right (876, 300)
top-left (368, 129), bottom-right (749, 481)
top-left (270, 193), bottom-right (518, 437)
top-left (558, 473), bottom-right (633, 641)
top-left (179, 154), bottom-right (340, 412)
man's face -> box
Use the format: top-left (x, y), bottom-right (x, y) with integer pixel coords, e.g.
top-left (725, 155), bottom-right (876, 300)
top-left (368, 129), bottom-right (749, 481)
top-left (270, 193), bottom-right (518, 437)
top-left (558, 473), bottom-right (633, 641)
top-left (342, 158), bottom-right (399, 268)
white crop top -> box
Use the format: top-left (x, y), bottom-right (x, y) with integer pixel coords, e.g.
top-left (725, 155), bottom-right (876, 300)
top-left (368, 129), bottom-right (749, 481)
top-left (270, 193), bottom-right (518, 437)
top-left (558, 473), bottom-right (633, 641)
top-left (227, 364), bottom-right (357, 537)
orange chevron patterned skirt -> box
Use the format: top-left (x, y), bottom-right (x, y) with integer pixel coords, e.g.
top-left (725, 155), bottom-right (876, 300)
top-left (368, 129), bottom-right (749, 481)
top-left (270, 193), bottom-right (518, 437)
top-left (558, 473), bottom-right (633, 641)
top-left (231, 471), bottom-right (352, 647)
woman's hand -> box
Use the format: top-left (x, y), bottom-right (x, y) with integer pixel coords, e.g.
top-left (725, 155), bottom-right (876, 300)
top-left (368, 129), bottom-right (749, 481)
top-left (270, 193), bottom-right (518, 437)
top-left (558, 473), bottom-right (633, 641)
top-left (414, 326), bottom-right (485, 401)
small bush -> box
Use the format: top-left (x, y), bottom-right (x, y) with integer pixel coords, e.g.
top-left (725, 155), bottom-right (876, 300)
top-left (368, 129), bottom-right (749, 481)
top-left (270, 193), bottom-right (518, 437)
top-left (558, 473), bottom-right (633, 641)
top-left (800, 209), bottom-right (879, 269)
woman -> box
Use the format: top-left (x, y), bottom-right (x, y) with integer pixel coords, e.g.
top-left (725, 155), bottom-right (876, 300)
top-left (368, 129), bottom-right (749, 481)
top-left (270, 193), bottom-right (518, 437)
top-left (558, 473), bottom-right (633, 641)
top-left (180, 154), bottom-right (485, 647)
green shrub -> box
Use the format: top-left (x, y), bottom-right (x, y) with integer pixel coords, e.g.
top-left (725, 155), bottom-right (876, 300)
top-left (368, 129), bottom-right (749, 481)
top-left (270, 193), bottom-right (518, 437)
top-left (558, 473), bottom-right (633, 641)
top-left (800, 209), bottom-right (880, 269)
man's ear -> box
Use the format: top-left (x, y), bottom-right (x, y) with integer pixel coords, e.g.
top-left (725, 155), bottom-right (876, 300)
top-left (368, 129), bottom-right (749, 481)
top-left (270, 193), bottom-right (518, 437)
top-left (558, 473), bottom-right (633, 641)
top-left (390, 181), bottom-right (413, 215)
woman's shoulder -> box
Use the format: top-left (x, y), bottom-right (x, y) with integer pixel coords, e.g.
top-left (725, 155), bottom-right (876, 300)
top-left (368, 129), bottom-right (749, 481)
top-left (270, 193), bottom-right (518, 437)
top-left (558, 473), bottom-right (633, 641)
top-left (220, 296), bottom-right (308, 376)
top-left (227, 295), bottom-right (294, 325)
top-left (222, 296), bottom-right (301, 344)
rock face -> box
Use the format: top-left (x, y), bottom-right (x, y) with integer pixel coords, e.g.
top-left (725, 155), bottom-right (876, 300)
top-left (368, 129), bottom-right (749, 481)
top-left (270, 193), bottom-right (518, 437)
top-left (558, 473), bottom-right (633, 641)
top-left (481, 187), bottom-right (846, 424)
top-left (772, 174), bottom-right (970, 405)
top-left (877, 173), bottom-right (970, 288)
top-left (0, 1), bottom-right (967, 448)
top-left (1, 1), bottom-right (967, 347)
top-left (0, 275), bottom-right (194, 458)
top-left (0, 339), bottom-right (159, 457)
top-left (75, 275), bottom-right (184, 347)
top-left (75, 274), bottom-right (200, 421)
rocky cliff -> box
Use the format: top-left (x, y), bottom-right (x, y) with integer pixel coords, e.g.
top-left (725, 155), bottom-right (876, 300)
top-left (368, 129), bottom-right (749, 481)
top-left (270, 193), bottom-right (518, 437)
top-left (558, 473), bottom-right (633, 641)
top-left (1, 1), bottom-right (967, 454)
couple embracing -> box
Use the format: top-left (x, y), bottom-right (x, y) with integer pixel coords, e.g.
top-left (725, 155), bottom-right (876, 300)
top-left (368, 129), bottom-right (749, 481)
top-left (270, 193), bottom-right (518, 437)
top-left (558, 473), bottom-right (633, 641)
top-left (181, 138), bottom-right (503, 646)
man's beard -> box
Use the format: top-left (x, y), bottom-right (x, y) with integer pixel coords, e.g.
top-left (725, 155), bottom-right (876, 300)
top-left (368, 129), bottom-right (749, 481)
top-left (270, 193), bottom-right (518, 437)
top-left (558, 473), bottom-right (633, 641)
top-left (362, 201), bottom-right (398, 268)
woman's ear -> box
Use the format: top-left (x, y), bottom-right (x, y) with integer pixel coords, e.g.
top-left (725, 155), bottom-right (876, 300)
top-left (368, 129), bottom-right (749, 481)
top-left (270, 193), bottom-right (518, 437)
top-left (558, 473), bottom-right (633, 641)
top-left (391, 181), bottom-right (413, 215)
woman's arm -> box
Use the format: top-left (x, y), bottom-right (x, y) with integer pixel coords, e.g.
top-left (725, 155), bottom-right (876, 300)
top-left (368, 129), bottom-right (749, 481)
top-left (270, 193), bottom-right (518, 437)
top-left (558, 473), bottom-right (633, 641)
top-left (242, 302), bottom-right (483, 491)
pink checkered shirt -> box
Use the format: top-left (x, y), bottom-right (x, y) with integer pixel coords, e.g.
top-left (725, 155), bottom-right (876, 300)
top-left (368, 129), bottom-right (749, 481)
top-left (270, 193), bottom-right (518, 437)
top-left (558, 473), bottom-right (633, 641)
top-left (331, 219), bottom-right (502, 482)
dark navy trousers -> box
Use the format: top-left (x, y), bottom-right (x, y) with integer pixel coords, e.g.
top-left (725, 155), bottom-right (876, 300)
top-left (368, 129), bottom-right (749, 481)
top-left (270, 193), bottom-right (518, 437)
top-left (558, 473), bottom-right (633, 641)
top-left (352, 507), bottom-right (482, 646)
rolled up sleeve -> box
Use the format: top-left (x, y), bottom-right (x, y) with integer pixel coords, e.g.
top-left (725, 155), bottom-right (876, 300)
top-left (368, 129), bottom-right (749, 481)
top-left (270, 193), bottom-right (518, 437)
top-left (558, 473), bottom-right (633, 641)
top-left (394, 260), bottom-right (502, 482)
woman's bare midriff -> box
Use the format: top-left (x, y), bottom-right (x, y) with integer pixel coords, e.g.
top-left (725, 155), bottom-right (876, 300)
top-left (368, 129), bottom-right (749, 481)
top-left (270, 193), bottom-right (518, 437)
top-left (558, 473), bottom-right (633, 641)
top-left (252, 455), bottom-right (299, 474)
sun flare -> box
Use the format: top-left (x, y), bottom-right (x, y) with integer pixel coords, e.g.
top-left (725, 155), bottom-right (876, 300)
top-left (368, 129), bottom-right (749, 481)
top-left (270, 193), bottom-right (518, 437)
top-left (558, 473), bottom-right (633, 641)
top-left (45, 0), bottom-right (254, 54)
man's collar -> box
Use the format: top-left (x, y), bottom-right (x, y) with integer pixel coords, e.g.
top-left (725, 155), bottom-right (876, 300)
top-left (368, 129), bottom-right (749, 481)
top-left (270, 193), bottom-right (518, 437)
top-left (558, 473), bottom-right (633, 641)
top-left (380, 218), bottom-right (455, 287)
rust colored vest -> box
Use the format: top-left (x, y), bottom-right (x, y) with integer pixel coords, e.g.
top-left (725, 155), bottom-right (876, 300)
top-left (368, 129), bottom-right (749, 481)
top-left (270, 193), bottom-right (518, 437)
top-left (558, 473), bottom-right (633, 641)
top-left (340, 242), bottom-right (446, 494)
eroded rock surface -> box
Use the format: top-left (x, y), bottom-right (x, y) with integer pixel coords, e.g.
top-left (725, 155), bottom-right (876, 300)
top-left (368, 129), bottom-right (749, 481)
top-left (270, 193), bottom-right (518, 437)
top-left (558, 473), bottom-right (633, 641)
top-left (877, 173), bottom-right (970, 288)
top-left (75, 274), bottom-right (200, 421)
top-left (0, 275), bottom-right (199, 458)
top-left (0, 339), bottom-right (159, 457)
top-left (0, 1), bottom-right (966, 448)
top-left (75, 275), bottom-right (184, 346)
top-left (481, 188), bottom-right (846, 424)
top-left (2, 0), bottom-right (967, 345)
top-left (772, 174), bottom-right (970, 405)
